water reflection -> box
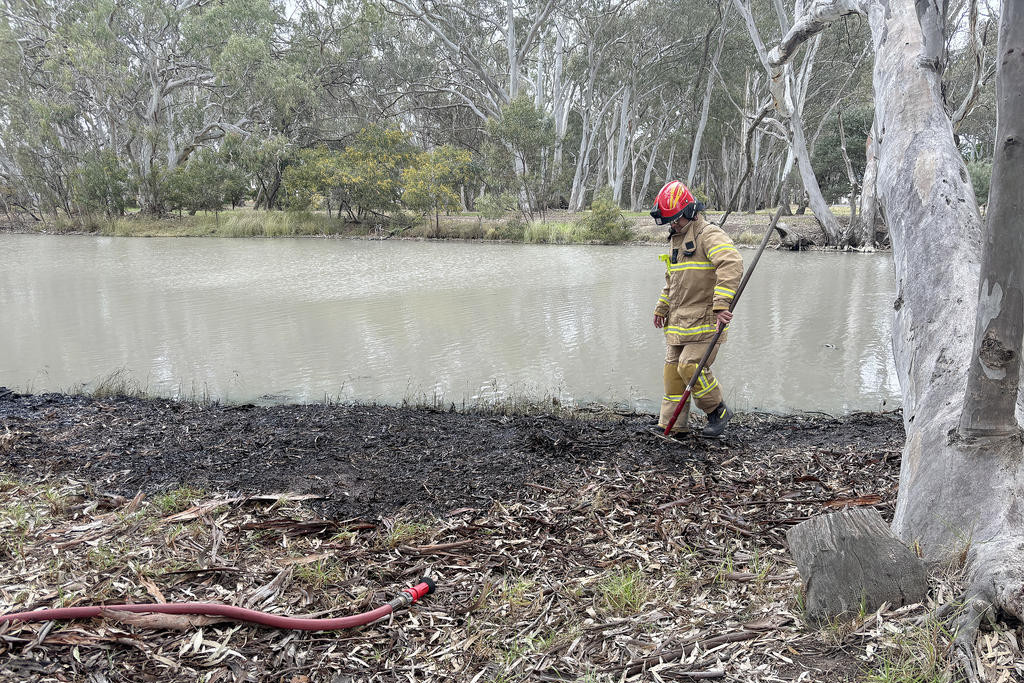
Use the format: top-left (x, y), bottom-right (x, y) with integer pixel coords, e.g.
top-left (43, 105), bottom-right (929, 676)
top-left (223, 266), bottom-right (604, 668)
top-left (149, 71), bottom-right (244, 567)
top-left (0, 235), bottom-right (899, 413)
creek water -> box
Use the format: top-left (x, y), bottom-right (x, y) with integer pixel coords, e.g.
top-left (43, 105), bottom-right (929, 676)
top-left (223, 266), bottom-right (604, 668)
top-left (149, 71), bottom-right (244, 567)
top-left (0, 234), bottom-right (899, 414)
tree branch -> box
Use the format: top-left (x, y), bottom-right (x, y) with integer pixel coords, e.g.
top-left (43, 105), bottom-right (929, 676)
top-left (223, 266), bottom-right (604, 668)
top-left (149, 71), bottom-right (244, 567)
top-left (766, 0), bottom-right (868, 114)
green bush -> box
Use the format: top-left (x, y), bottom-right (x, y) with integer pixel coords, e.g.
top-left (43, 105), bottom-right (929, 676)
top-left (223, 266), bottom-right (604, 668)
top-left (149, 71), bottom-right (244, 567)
top-left (75, 151), bottom-right (134, 217)
top-left (967, 161), bottom-right (992, 206)
top-left (486, 216), bottom-right (526, 241)
top-left (476, 192), bottom-right (518, 219)
top-left (578, 188), bottom-right (633, 243)
top-left (691, 185), bottom-right (711, 209)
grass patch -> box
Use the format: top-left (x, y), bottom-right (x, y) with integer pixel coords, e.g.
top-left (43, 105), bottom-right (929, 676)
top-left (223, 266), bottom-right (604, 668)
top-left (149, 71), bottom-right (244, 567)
top-left (523, 221), bottom-right (587, 244)
top-left (736, 230), bottom-right (762, 246)
top-left (153, 485), bottom-right (206, 515)
top-left (293, 557), bottom-right (350, 590)
top-left (90, 368), bottom-right (147, 399)
top-left (379, 520), bottom-right (433, 548)
top-left (862, 617), bottom-right (958, 682)
top-left (595, 566), bottom-right (653, 616)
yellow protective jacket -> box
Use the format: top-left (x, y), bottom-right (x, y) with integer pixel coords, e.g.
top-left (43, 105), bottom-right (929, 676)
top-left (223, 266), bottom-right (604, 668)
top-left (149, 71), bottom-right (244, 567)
top-left (653, 215), bottom-right (744, 345)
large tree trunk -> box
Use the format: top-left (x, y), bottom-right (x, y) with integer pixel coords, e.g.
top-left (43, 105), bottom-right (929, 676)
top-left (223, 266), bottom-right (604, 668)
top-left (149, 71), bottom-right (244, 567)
top-left (959, 6), bottom-right (1024, 438)
top-left (791, 108), bottom-right (841, 242)
top-left (551, 33), bottom-right (567, 176)
top-left (837, 111), bottom-right (858, 221)
top-left (735, 0), bottom-right (842, 242)
top-left (772, 0), bottom-right (1024, 673)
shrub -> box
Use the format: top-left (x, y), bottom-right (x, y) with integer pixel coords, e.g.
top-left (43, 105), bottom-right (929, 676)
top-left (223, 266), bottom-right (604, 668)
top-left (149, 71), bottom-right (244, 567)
top-left (578, 188), bottom-right (633, 243)
top-left (476, 192), bottom-right (519, 219)
top-left (967, 161), bottom-right (992, 206)
top-left (75, 151), bottom-right (133, 217)
top-left (691, 185), bottom-right (711, 209)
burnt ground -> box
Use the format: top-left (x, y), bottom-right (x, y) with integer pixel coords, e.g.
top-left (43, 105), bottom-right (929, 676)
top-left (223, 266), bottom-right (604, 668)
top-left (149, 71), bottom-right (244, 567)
top-left (10, 390), bottom-right (1010, 683)
top-left (0, 389), bottom-right (901, 522)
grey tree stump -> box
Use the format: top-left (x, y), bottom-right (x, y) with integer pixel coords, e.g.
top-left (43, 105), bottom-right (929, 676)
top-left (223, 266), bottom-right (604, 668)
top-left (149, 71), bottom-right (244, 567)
top-left (787, 508), bottom-right (928, 624)
top-left (773, 222), bottom-right (814, 250)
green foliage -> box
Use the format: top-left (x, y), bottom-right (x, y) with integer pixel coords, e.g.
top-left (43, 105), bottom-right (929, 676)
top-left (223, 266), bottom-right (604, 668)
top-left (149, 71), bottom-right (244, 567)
top-left (240, 135), bottom-right (293, 210)
top-left (401, 146), bottom-right (472, 222)
top-left (221, 166), bottom-right (250, 209)
top-left (74, 151), bottom-right (133, 217)
top-left (486, 96), bottom-right (555, 214)
top-left (281, 146), bottom-right (341, 211)
top-left (691, 185), bottom-right (711, 208)
top-left (476, 192), bottom-right (519, 219)
top-left (335, 125), bottom-right (416, 220)
top-left (812, 106), bottom-right (873, 203)
top-left (283, 130), bottom-right (453, 222)
top-left (164, 148), bottom-right (244, 216)
top-left (577, 188), bottom-right (633, 243)
top-left (967, 161), bottom-right (992, 206)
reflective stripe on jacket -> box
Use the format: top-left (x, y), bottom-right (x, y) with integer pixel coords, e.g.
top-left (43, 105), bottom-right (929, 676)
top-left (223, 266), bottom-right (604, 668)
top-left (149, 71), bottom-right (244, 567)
top-left (653, 215), bottom-right (743, 345)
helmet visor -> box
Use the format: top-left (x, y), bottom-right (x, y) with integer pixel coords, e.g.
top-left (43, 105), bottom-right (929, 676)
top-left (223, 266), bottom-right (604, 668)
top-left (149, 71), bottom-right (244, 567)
top-left (650, 207), bottom-right (684, 225)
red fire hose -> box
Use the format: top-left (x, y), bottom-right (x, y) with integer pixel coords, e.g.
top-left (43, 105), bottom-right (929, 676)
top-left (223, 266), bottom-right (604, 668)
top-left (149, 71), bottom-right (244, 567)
top-left (0, 577), bottom-right (435, 631)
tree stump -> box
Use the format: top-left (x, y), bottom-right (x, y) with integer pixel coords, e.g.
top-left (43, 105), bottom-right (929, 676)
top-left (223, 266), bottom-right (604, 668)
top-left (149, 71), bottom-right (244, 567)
top-left (787, 508), bottom-right (928, 625)
top-left (774, 222), bottom-right (814, 250)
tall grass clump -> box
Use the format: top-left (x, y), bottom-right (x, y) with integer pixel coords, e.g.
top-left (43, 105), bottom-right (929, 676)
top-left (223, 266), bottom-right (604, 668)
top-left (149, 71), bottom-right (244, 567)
top-left (214, 211), bottom-right (340, 237)
top-left (523, 221), bottom-right (587, 244)
top-left (485, 216), bottom-right (527, 241)
top-left (735, 230), bottom-right (761, 245)
top-left (90, 368), bottom-right (146, 399)
top-left (596, 566), bottom-right (654, 616)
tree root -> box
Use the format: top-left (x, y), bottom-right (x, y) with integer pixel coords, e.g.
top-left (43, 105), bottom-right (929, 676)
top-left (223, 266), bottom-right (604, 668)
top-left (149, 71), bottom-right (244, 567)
top-left (946, 594), bottom-right (995, 683)
top-left (938, 536), bottom-right (1024, 683)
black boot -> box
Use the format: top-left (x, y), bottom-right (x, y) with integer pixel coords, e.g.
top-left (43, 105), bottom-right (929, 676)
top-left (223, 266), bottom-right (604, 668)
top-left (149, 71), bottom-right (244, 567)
top-left (701, 403), bottom-right (733, 437)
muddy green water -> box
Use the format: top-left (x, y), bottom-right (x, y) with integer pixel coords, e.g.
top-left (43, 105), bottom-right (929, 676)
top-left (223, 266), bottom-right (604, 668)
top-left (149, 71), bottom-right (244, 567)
top-left (0, 234), bottom-right (899, 413)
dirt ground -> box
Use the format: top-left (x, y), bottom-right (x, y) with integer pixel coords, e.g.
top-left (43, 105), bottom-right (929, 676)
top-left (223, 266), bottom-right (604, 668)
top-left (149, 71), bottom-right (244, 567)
top-left (1, 391), bottom-right (1020, 682)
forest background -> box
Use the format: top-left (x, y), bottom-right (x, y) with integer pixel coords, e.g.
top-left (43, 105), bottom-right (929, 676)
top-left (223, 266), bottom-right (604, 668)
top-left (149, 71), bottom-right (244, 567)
top-left (0, 0), bottom-right (999, 246)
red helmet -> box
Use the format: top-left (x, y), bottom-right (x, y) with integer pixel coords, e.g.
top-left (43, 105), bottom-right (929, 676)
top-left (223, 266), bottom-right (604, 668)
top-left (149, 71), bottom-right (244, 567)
top-left (651, 180), bottom-right (697, 225)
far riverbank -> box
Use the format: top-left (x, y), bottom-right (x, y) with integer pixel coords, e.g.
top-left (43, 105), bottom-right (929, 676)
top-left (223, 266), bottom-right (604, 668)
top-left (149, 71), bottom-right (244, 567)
top-left (1, 207), bottom-right (853, 248)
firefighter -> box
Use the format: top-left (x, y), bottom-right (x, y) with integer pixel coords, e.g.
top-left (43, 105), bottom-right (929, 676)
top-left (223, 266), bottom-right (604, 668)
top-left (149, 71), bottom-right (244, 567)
top-left (650, 181), bottom-right (743, 437)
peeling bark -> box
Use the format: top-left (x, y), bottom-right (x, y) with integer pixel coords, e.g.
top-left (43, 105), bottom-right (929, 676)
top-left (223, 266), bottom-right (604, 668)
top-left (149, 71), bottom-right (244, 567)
top-left (959, 2), bottom-right (1024, 438)
top-left (770, 0), bottom-right (1024, 674)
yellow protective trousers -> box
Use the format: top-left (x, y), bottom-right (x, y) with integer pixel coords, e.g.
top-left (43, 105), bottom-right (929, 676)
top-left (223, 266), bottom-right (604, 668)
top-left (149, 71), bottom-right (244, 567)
top-left (659, 342), bottom-right (724, 434)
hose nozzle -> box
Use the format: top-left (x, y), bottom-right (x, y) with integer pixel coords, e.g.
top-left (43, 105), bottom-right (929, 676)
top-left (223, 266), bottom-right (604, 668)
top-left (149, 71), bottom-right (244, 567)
top-left (388, 577), bottom-right (436, 611)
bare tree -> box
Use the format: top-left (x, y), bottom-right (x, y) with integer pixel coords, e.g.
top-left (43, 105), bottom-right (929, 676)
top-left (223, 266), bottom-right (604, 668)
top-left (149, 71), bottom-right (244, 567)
top-left (733, 0), bottom-right (844, 244)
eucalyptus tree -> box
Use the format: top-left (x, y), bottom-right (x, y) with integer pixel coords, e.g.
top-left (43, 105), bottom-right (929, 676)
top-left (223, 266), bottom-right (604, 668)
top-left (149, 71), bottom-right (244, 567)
top-left (732, 0), bottom-right (850, 243)
top-left (386, 0), bottom-right (561, 121)
top-left (769, 0), bottom-right (1020, 676)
